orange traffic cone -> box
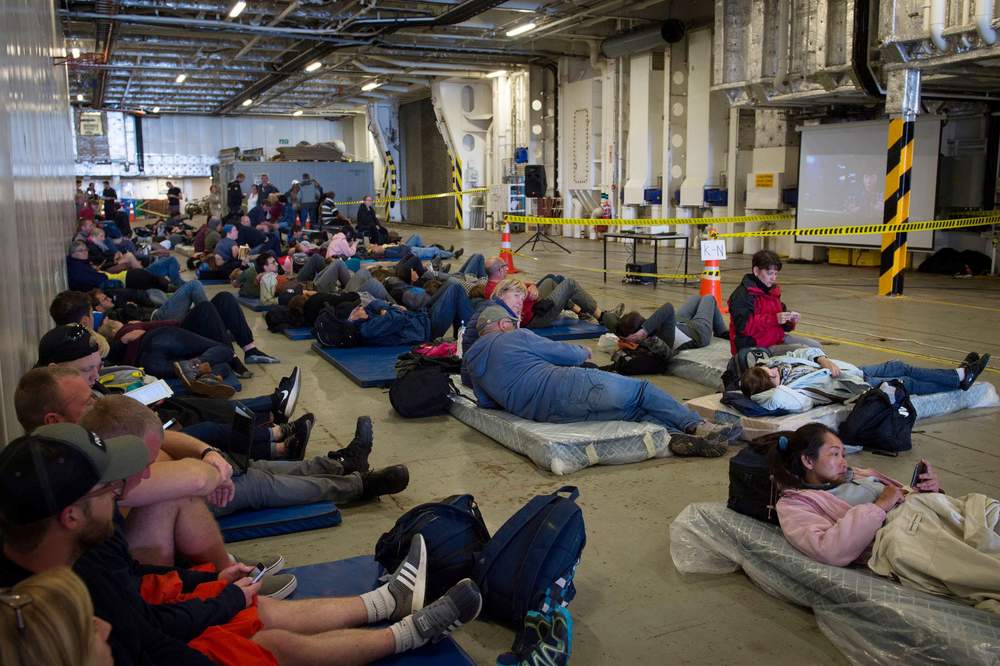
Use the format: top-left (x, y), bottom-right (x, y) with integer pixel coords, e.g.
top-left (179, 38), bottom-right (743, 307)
top-left (499, 221), bottom-right (521, 273)
top-left (128, 202), bottom-right (136, 224)
top-left (699, 258), bottom-right (728, 314)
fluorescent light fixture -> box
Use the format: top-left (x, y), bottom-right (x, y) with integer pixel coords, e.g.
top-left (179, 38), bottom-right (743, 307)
top-left (361, 81), bottom-right (382, 92)
top-left (242, 98), bottom-right (253, 106)
top-left (506, 22), bottom-right (536, 37)
top-left (152, 106), bottom-right (160, 113)
top-left (71, 47), bottom-right (81, 59)
top-left (486, 70), bottom-right (507, 78)
top-left (305, 61), bottom-right (322, 72)
top-left (228, 0), bottom-right (246, 18)
top-left (175, 73), bottom-right (187, 83)
top-left (76, 93), bottom-right (84, 102)
top-left (292, 110), bottom-right (303, 116)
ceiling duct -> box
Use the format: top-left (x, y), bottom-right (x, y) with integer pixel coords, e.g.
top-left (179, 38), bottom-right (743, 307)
top-left (601, 20), bottom-right (685, 59)
top-left (345, 0), bottom-right (510, 28)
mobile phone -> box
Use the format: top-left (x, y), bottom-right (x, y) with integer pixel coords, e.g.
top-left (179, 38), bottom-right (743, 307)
top-left (910, 461), bottom-right (928, 487)
top-left (250, 563), bottom-right (267, 584)
top-left (161, 418), bottom-right (176, 431)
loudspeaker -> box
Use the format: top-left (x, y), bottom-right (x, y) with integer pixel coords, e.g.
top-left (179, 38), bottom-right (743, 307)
top-left (524, 165), bottom-right (547, 198)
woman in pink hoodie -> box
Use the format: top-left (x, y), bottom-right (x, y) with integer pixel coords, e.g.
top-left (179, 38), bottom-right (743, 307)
top-left (325, 232), bottom-right (358, 259)
top-left (759, 423), bottom-right (939, 567)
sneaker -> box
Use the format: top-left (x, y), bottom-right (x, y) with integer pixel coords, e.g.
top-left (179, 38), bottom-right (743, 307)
top-left (272, 367), bottom-right (301, 422)
top-left (668, 434), bottom-right (728, 458)
top-left (230, 552), bottom-right (285, 578)
top-left (693, 421), bottom-right (744, 443)
top-left (286, 413), bottom-right (315, 460)
top-left (327, 416), bottom-right (373, 474)
top-left (361, 465), bottom-right (410, 500)
top-left (431, 256), bottom-right (443, 271)
top-left (258, 574), bottom-right (298, 600)
top-left (246, 349), bottom-right (280, 364)
top-left (387, 534), bottom-right (428, 622)
top-left (229, 356), bottom-right (254, 379)
top-left (960, 352), bottom-right (990, 390)
top-left (410, 578), bottom-right (482, 644)
top-left (172, 360), bottom-right (235, 399)
top-left (607, 302), bottom-right (626, 319)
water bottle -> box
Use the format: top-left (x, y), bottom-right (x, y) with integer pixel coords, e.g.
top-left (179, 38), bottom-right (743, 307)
top-left (456, 321), bottom-right (466, 357)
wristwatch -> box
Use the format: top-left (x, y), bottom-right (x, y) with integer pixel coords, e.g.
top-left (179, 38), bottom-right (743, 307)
top-left (200, 447), bottom-right (223, 460)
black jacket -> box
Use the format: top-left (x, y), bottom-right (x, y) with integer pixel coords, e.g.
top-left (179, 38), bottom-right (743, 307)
top-left (356, 205), bottom-right (388, 243)
top-left (226, 179), bottom-right (244, 210)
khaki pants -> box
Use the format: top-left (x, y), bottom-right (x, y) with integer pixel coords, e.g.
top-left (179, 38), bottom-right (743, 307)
top-left (869, 493), bottom-right (1000, 612)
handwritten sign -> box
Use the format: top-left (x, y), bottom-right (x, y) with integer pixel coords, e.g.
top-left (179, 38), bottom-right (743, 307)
top-left (701, 239), bottom-right (727, 261)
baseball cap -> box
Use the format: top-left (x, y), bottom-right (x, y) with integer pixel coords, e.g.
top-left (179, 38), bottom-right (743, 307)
top-left (477, 305), bottom-right (518, 335)
top-left (36, 324), bottom-right (99, 366)
top-left (0, 423), bottom-right (149, 525)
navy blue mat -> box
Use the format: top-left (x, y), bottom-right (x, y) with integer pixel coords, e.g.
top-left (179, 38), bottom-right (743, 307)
top-left (537, 317), bottom-right (606, 341)
top-left (217, 501), bottom-right (341, 543)
top-left (196, 278), bottom-right (228, 285)
top-left (287, 555), bottom-right (475, 666)
top-left (237, 296), bottom-right (273, 312)
top-left (311, 343), bottom-right (408, 388)
top-left (283, 326), bottom-right (315, 341)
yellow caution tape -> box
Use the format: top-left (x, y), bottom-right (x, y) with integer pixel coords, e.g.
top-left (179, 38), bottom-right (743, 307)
top-left (333, 188), bottom-right (488, 206)
top-left (714, 214), bottom-right (1000, 239)
top-left (505, 213), bottom-right (793, 227)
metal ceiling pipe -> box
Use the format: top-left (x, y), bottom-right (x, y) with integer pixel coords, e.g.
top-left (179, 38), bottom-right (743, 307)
top-left (114, 0), bottom-right (341, 20)
top-left (367, 55), bottom-right (495, 71)
top-left (234, 0), bottom-right (301, 59)
top-left (929, 0), bottom-right (948, 50)
top-left (58, 11), bottom-right (371, 43)
top-left (344, 0), bottom-right (509, 28)
top-left (600, 22), bottom-right (685, 58)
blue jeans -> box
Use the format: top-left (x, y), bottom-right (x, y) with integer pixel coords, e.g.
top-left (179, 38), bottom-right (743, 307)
top-left (546, 369), bottom-right (702, 433)
top-left (151, 280), bottom-right (207, 321)
top-left (861, 361), bottom-right (960, 395)
top-left (457, 253), bottom-right (486, 278)
top-left (146, 256), bottom-right (184, 286)
top-left (428, 282), bottom-right (474, 338)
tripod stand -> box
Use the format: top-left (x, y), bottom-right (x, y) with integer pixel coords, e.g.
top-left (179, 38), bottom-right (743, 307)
top-left (514, 227), bottom-right (572, 254)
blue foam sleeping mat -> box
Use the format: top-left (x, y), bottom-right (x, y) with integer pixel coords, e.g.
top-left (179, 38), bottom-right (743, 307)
top-left (282, 326), bottom-right (315, 341)
top-left (196, 277), bottom-right (229, 285)
top-left (237, 296), bottom-right (274, 312)
top-left (216, 501), bottom-right (341, 542)
top-left (310, 343), bottom-right (408, 388)
top-left (309, 318), bottom-right (606, 387)
top-left (286, 555), bottom-right (475, 666)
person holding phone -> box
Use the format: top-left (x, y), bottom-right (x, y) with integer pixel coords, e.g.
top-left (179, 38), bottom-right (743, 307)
top-left (754, 423), bottom-right (1000, 609)
top-left (728, 250), bottom-right (821, 355)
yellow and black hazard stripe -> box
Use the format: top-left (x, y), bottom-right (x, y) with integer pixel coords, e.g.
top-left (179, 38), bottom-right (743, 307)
top-left (714, 214), bottom-right (1000, 238)
top-left (451, 151), bottom-right (464, 229)
top-left (879, 118), bottom-right (915, 296)
top-left (384, 150), bottom-right (398, 211)
top-left (505, 213), bottom-right (794, 226)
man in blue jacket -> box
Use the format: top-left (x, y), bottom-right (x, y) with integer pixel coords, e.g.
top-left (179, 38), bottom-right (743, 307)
top-left (463, 311), bottom-right (743, 457)
top-left (349, 280), bottom-right (475, 345)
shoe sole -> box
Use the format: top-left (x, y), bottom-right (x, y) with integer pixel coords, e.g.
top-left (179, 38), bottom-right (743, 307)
top-left (234, 553), bottom-right (285, 578)
top-left (246, 356), bottom-right (281, 364)
top-left (189, 379), bottom-right (236, 399)
top-left (284, 367), bottom-right (301, 420)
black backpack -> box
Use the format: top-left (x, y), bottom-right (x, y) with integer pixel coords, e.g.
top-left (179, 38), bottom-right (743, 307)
top-left (727, 445), bottom-right (780, 525)
top-left (390, 352), bottom-right (462, 419)
top-left (837, 379), bottom-right (916, 453)
top-left (721, 347), bottom-right (773, 392)
top-left (314, 305), bottom-right (360, 347)
top-left (264, 306), bottom-right (293, 332)
top-left (375, 494), bottom-right (491, 600)
top-left (610, 337), bottom-right (673, 376)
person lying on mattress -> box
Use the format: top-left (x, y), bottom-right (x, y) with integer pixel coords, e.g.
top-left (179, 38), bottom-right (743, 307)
top-left (0, 423), bottom-right (482, 666)
top-left (462, 307), bottom-right (744, 458)
top-left (483, 261), bottom-right (624, 330)
top-left (755, 423), bottom-right (1000, 610)
top-left (616, 294), bottom-right (730, 351)
top-left (739, 347), bottom-right (991, 412)
top-left (727, 249), bottom-right (822, 355)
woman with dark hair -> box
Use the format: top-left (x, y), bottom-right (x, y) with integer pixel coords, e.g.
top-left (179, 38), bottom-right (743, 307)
top-left (616, 294), bottom-right (729, 352)
top-left (754, 423), bottom-right (1000, 608)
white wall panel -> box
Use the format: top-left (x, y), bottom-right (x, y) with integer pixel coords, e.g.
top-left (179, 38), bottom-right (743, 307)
top-left (139, 114), bottom-right (348, 177)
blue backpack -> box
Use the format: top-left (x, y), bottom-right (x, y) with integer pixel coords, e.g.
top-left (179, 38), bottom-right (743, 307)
top-left (474, 486), bottom-right (586, 628)
top-left (374, 494), bottom-right (490, 599)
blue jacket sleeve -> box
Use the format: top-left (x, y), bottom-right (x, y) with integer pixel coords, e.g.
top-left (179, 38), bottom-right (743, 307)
top-left (531, 335), bottom-right (590, 366)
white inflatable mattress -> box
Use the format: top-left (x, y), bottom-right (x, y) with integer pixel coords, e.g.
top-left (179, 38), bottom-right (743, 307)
top-left (448, 385), bottom-right (672, 475)
top-left (671, 502), bottom-right (1000, 665)
top-left (666, 338), bottom-right (731, 389)
top-left (684, 382), bottom-right (999, 441)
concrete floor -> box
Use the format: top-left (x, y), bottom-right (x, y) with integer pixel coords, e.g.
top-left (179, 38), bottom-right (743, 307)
top-left (199, 224), bottom-right (1000, 665)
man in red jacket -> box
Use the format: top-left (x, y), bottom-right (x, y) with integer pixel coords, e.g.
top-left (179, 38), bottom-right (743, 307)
top-left (727, 250), bottom-right (821, 355)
